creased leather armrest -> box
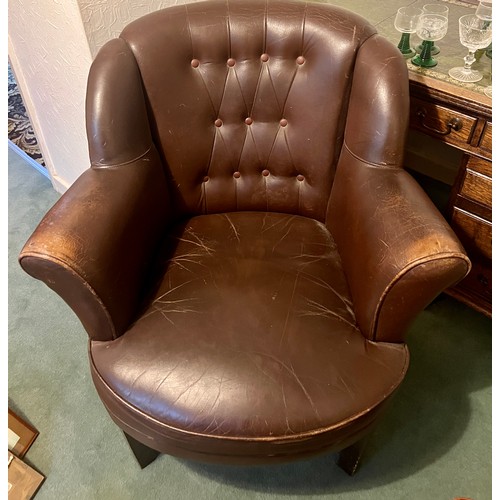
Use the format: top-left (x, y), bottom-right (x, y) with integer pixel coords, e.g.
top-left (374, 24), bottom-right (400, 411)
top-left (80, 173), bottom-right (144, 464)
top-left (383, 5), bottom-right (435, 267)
top-left (326, 147), bottom-right (471, 343)
top-left (19, 148), bottom-right (171, 341)
top-left (325, 32), bottom-right (470, 343)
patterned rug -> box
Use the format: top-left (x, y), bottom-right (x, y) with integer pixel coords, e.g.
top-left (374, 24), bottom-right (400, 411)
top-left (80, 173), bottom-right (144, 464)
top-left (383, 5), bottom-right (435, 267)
top-left (8, 64), bottom-right (46, 167)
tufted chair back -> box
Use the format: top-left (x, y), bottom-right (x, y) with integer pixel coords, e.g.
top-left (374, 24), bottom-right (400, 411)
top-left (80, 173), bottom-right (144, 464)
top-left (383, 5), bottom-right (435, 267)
top-left (86, 0), bottom-right (403, 221)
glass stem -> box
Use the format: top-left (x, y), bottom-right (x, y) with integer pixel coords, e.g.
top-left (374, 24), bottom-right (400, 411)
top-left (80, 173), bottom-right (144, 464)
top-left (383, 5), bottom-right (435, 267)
top-left (463, 50), bottom-right (476, 72)
top-left (420, 41), bottom-right (433, 61)
top-left (397, 33), bottom-right (412, 54)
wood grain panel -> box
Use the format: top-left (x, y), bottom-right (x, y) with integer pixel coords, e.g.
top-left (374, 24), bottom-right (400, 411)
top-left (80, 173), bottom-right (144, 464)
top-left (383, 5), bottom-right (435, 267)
top-left (465, 154), bottom-right (492, 177)
top-left (451, 208), bottom-right (492, 260)
top-left (478, 121), bottom-right (492, 159)
top-left (8, 452), bottom-right (45, 500)
top-left (446, 258), bottom-right (491, 317)
top-left (461, 169), bottom-right (492, 208)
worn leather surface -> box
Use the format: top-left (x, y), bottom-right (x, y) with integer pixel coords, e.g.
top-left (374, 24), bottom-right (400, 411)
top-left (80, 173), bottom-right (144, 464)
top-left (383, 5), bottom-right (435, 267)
top-left (19, 147), bottom-right (171, 341)
top-left (327, 148), bottom-right (471, 343)
top-left (90, 212), bottom-right (408, 460)
top-left (325, 35), bottom-right (471, 342)
top-left (19, 0), bottom-right (471, 465)
top-left (85, 37), bottom-right (153, 168)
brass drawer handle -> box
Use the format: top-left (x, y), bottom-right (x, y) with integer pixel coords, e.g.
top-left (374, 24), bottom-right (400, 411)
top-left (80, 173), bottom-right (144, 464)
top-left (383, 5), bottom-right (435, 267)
top-left (416, 108), bottom-right (463, 136)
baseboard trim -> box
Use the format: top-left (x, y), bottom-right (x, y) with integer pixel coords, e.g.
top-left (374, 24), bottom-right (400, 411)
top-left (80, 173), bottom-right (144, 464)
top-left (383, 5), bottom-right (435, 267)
top-left (8, 140), bottom-right (50, 180)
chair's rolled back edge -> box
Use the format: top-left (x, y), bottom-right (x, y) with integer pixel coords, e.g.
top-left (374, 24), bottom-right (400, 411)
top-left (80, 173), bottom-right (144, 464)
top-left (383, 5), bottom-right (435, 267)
top-left (86, 37), bottom-right (152, 167)
top-left (19, 254), bottom-right (116, 342)
top-left (343, 33), bottom-right (409, 168)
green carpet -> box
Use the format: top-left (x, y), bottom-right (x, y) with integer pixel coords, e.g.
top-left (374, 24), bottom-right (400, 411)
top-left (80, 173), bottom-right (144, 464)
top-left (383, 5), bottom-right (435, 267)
top-left (8, 148), bottom-right (492, 499)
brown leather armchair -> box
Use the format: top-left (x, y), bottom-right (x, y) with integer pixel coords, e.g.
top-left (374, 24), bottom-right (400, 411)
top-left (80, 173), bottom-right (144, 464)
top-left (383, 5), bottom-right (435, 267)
top-left (19, 0), bottom-right (470, 474)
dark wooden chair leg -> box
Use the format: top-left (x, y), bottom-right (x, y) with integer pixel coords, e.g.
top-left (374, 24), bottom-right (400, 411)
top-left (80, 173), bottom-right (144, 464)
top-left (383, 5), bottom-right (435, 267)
top-left (123, 432), bottom-right (160, 469)
top-left (336, 436), bottom-right (369, 476)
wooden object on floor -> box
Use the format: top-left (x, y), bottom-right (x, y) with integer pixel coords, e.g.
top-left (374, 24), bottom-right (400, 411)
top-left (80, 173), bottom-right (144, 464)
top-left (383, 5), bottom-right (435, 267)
top-left (8, 409), bottom-right (39, 459)
top-left (8, 452), bottom-right (45, 500)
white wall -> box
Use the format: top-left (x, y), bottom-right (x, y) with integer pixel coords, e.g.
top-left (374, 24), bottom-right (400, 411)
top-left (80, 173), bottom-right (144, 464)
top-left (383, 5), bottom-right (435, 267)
top-left (9, 0), bottom-right (93, 192)
top-left (9, 0), bottom-right (201, 192)
top-left (78, 0), bottom-right (201, 58)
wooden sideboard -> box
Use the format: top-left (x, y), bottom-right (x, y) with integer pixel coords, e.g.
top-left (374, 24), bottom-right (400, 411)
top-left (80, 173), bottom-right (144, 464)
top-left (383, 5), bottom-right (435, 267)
top-left (407, 73), bottom-right (492, 317)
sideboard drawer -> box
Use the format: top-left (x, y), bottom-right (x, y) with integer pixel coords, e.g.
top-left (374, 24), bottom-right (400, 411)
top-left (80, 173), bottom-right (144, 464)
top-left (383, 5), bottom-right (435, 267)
top-left (465, 155), bottom-right (492, 177)
top-left (410, 98), bottom-right (477, 149)
top-left (452, 258), bottom-right (492, 306)
top-left (461, 169), bottom-right (492, 209)
top-left (451, 207), bottom-right (492, 260)
top-left (478, 121), bottom-right (492, 159)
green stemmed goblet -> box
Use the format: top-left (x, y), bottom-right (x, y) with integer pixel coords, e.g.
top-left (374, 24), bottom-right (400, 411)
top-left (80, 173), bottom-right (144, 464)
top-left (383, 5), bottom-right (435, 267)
top-left (394, 6), bottom-right (423, 58)
top-left (411, 13), bottom-right (448, 68)
top-left (415, 4), bottom-right (449, 56)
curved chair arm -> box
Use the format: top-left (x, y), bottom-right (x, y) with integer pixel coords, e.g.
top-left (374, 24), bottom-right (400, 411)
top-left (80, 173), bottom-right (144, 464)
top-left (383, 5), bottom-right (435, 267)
top-left (19, 149), bottom-right (172, 342)
top-left (19, 37), bottom-right (172, 342)
top-left (326, 34), bottom-right (470, 343)
top-left (327, 149), bottom-right (470, 343)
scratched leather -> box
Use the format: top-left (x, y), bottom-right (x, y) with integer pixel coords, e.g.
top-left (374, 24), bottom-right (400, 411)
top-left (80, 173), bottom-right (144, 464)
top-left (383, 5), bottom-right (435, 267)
top-left (91, 212), bottom-right (408, 439)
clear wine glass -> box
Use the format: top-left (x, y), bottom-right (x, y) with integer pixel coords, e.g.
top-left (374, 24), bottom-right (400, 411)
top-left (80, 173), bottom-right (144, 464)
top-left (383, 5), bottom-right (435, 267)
top-left (411, 13), bottom-right (448, 68)
top-left (448, 14), bottom-right (493, 83)
top-left (476, 0), bottom-right (492, 100)
top-left (416, 4), bottom-right (449, 55)
top-left (475, 0), bottom-right (492, 59)
top-left (394, 6), bottom-right (423, 58)
top-left (475, 0), bottom-right (492, 22)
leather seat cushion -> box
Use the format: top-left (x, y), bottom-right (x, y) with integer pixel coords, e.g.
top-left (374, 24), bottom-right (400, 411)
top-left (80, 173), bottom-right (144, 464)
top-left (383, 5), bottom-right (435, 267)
top-left (90, 212), bottom-right (408, 459)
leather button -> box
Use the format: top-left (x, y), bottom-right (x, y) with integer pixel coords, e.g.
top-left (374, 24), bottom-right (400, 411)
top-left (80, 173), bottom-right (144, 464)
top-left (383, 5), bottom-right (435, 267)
top-left (227, 58), bottom-right (236, 67)
top-left (191, 59), bottom-right (200, 68)
top-left (203, 176), bottom-right (210, 182)
top-left (297, 174), bottom-right (305, 181)
top-left (233, 171), bottom-right (241, 179)
top-left (214, 119), bottom-right (223, 127)
top-left (262, 169), bottom-right (270, 177)
top-left (245, 117), bottom-right (253, 125)
top-left (296, 56), bottom-right (305, 65)
top-left (280, 119), bottom-right (288, 127)
top-left (260, 53), bottom-right (269, 62)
